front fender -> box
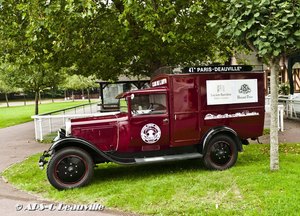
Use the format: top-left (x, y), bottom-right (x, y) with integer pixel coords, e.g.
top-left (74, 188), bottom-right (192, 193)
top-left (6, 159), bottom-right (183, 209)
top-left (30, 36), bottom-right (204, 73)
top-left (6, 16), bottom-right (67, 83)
top-left (49, 137), bottom-right (98, 153)
top-left (48, 137), bottom-right (134, 165)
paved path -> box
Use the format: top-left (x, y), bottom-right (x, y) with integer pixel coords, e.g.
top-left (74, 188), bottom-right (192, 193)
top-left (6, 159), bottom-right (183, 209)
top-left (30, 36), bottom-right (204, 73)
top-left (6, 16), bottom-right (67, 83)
top-left (260, 113), bottom-right (300, 143)
top-left (0, 122), bottom-right (131, 216)
top-left (0, 99), bottom-right (65, 107)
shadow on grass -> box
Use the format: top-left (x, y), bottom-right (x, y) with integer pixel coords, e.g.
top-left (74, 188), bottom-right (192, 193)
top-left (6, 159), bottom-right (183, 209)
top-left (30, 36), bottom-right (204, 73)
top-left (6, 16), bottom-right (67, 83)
top-left (92, 148), bottom-right (268, 184)
top-left (93, 159), bottom-right (206, 183)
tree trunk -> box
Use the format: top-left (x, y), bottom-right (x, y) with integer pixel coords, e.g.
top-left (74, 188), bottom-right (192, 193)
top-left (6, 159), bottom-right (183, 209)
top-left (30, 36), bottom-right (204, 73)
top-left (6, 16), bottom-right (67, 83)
top-left (82, 89), bottom-right (85, 100)
top-left (64, 90), bottom-right (67, 100)
top-left (51, 86), bottom-right (55, 103)
top-left (270, 59), bottom-right (280, 171)
top-left (5, 93), bottom-right (9, 107)
top-left (39, 91), bottom-right (42, 104)
top-left (35, 91), bottom-right (39, 115)
top-left (87, 88), bottom-right (91, 103)
top-left (23, 94), bottom-right (27, 106)
top-left (72, 90), bottom-right (74, 102)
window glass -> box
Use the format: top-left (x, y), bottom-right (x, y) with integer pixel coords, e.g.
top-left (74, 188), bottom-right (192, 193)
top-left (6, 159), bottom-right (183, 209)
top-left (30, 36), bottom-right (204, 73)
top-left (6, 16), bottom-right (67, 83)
top-left (131, 94), bottom-right (167, 115)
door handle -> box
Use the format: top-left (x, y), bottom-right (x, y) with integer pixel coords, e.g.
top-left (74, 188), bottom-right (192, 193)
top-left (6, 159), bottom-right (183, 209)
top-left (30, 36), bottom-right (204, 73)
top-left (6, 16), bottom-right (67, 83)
top-left (163, 118), bottom-right (169, 123)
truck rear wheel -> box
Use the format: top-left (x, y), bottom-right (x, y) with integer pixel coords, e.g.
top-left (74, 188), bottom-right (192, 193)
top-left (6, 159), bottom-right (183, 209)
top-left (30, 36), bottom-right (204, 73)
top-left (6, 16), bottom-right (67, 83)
top-left (47, 147), bottom-right (94, 190)
top-left (203, 134), bottom-right (238, 170)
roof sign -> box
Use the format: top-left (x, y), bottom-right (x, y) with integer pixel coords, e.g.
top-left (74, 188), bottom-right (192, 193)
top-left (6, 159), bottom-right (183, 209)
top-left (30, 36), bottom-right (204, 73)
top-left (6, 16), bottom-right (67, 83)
top-left (152, 78), bottom-right (167, 87)
top-left (184, 65), bottom-right (253, 73)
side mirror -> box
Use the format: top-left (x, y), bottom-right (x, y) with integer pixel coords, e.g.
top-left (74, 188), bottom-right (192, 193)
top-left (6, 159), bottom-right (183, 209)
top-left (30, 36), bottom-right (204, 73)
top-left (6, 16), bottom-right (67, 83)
top-left (131, 94), bottom-right (135, 100)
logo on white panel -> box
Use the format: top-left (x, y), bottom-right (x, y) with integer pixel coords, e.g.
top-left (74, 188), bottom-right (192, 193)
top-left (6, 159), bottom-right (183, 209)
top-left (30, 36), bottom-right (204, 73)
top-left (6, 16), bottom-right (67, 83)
top-left (239, 84), bottom-right (251, 94)
top-left (141, 123), bottom-right (161, 144)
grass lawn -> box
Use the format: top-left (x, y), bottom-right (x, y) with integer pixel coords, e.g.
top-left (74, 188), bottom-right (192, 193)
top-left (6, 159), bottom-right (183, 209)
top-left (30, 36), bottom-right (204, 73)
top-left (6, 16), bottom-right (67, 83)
top-left (39, 132), bottom-right (58, 144)
top-left (0, 100), bottom-right (92, 128)
top-left (2, 143), bottom-right (300, 215)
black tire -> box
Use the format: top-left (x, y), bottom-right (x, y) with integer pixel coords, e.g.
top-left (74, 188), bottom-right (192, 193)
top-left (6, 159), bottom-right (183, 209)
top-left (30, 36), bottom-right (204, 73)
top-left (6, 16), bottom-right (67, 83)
top-left (47, 147), bottom-right (94, 190)
top-left (203, 135), bottom-right (238, 170)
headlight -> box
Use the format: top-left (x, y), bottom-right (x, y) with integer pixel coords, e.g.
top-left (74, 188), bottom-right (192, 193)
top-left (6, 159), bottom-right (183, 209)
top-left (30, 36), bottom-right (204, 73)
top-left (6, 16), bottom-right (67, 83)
top-left (65, 118), bottom-right (71, 136)
top-left (53, 132), bottom-right (60, 142)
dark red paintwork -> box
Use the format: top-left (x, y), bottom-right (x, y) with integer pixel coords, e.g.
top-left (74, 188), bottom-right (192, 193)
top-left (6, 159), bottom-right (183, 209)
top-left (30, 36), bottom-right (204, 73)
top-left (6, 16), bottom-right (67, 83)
top-left (70, 71), bottom-right (265, 153)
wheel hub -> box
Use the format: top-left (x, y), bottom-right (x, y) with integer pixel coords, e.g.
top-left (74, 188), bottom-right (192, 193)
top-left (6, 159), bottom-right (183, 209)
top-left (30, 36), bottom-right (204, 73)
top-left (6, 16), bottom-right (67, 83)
top-left (211, 142), bottom-right (232, 165)
top-left (67, 166), bottom-right (74, 172)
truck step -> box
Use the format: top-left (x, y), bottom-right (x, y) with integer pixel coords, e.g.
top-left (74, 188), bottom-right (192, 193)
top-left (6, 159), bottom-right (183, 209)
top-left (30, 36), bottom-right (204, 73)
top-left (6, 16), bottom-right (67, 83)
top-left (134, 152), bottom-right (203, 164)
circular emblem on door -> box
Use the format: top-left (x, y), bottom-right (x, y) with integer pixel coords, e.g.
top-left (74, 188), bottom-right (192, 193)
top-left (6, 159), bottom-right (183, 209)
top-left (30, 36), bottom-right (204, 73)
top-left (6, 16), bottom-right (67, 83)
top-left (141, 123), bottom-right (161, 144)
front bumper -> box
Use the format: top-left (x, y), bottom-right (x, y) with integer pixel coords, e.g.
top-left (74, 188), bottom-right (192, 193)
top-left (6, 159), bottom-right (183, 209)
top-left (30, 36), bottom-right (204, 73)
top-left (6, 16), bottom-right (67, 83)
top-left (38, 150), bottom-right (51, 170)
top-left (38, 128), bottom-right (67, 170)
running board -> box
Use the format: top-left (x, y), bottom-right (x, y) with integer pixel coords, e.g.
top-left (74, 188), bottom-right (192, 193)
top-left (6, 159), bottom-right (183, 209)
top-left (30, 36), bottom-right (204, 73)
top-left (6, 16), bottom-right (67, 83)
top-left (134, 152), bottom-right (203, 164)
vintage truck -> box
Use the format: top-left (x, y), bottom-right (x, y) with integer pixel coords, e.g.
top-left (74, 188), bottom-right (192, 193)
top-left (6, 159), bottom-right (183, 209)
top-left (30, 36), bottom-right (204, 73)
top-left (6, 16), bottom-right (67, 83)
top-left (39, 65), bottom-right (265, 190)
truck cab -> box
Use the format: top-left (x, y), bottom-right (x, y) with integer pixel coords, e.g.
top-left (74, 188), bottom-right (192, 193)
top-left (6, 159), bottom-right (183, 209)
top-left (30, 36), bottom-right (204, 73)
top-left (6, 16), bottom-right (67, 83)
top-left (40, 65), bottom-right (265, 190)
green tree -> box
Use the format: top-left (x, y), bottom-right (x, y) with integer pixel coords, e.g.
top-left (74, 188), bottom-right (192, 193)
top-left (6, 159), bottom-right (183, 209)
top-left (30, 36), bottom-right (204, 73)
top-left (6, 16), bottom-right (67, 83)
top-left (214, 0), bottom-right (300, 170)
top-left (61, 75), bottom-right (80, 102)
top-left (0, 77), bottom-right (20, 108)
top-left (80, 75), bottom-right (98, 103)
top-left (0, 0), bottom-right (64, 114)
top-left (61, 74), bottom-right (97, 102)
top-left (0, 63), bottom-right (22, 107)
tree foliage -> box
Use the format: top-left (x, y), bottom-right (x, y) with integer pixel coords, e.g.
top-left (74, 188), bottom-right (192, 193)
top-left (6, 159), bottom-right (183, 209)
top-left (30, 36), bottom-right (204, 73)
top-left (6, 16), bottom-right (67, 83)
top-left (215, 0), bottom-right (300, 61)
top-left (31, 0), bottom-right (228, 78)
top-left (0, 0), bottom-right (228, 78)
top-left (116, 0), bottom-right (228, 76)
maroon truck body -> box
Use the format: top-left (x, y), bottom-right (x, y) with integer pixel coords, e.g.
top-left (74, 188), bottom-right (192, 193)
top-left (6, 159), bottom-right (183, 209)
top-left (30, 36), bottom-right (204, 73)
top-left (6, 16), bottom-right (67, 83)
top-left (40, 66), bottom-right (265, 189)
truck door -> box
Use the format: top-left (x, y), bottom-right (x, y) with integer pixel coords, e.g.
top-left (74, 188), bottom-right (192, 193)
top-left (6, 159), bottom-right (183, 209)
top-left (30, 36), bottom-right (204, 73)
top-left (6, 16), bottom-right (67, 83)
top-left (172, 76), bottom-right (200, 146)
top-left (129, 93), bottom-right (170, 151)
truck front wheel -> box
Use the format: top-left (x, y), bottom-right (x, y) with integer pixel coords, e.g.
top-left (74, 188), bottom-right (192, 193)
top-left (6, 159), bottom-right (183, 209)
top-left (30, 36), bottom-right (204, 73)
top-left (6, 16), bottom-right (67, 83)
top-left (47, 147), bottom-right (94, 190)
top-left (203, 135), bottom-right (238, 170)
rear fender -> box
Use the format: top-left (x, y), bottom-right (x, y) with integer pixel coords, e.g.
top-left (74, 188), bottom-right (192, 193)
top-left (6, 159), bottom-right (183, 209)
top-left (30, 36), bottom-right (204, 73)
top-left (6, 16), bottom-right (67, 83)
top-left (201, 126), bottom-right (243, 154)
